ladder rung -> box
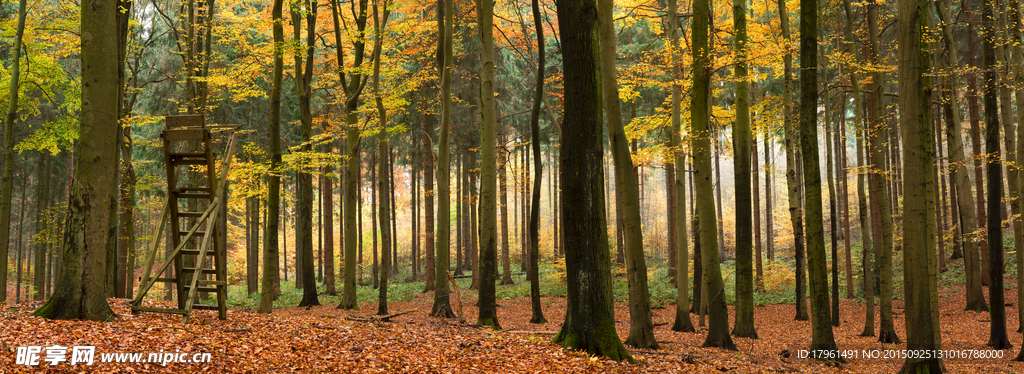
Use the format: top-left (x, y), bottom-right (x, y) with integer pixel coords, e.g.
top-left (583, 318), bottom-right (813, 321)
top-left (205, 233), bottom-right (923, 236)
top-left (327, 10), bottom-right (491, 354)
top-left (155, 277), bottom-right (178, 283)
top-left (183, 285), bottom-right (219, 292)
top-left (182, 267), bottom-right (218, 274)
top-left (177, 211), bottom-right (205, 218)
top-left (132, 306), bottom-right (188, 315)
top-left (181, 249), bottom-right (208, 255)
top-left (170, 152), bottom-right (208, 158)
top-left (192, 304), bottom-right (220, 311)
top-left (175, 192), bottom-right (211, 199)
top-left (170, 158), bottom-right (209, 166)
top-left (177, 187), bottom-right (211, 192)
top-left (178, 231), bottom-right (207, 237)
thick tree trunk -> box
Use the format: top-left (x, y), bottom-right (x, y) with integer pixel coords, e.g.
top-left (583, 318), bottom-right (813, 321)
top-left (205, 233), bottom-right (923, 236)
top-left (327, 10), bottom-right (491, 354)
top-left (475, 0), bottom-right (500, 328)
top-left (551, 0), bottom-right (632, 360)
top-left (896, 0), bottom-right (945, 368)
top-left (0, 0), bottom-right (30, 304)
top-left (32, 0), bottom-right (118, 320)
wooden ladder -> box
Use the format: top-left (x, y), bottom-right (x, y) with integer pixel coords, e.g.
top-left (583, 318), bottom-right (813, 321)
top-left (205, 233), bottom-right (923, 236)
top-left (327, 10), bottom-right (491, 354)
top-left (131, 115), bottom-right (239, 323)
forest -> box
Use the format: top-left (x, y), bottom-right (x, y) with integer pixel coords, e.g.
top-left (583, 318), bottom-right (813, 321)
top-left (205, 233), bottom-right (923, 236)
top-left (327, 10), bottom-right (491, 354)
top-left (0, 0), bottom-right (1022, 371)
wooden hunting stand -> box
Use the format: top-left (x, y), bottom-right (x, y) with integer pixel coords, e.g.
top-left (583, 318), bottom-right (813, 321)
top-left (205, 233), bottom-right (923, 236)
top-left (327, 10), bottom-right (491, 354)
top-left (131, 115), bottom-right (239, 323)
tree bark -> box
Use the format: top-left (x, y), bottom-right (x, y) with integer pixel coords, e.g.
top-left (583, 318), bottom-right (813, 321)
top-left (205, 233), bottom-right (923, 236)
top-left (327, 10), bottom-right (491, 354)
top-left (33, 0), bottom-right (118, 320)
top-left (668, 0), bottom-right (695, 333)
top-left (431, 0), bottom-right (456, 318)
top-left (778, 0), bottom-right (808, 321)
top-left (731, 0), bottom-right (756, 338)
top-left (896, 0), bottom-right (945, 369)
top-left (551, 0), bottom-right (632, 360)
top-left (597, 0), bottom-right (657, 349)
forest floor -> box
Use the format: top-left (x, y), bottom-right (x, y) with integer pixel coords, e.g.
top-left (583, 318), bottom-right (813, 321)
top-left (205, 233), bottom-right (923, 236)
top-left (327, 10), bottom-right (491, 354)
top-left (2, 282), bottom-right (1024, 373)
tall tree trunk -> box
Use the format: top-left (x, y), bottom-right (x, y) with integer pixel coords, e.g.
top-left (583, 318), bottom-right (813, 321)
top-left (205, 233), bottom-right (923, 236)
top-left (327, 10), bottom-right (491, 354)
top-left (499, 130), bottom-right (514, 285)
top-left (372, 0), bottom-right (390, 314)
top-left (731, 0), bottom-right (756, 338)
top-left (753, 113), bottom-right (763, 291)
top-left (766, 132), bottom-right (774, 262)
top-left (867, 0), bottom-right (900, 343)
top-left (692, 0), bottom-right (735, 349)
top-left (982, 0), bottom-right (1011, 348)
top-left (965, 0), bottom-right (989, 286)
top-left (525, 0), bottom-right (545, 325)
top-left (597, 0), bottom-right (657, 349)
top-left (668, 0), bottom-right (695, 333)
top-left (293, 0), bottom-right (319, 307)
top-left (0, 0), bottom-right (30, 304)
top-left (32, 0), bottom-right (118, 320)
top-left (799, 0), bottom-right (839, 351)
top-left (824, 75), bottom-right (839, 327)
top-left (778, 0), bottom-right (807, 321)
top-left (934, 0), bottom-right (986, 312)
top-left (475, 0), bottom-right (500, 328)
top-left (423, 98), bottom-right (436, 293)
top-left (896, 0), bottom-right (945, 368)
top-left (333, 0), bottom-right (368, 310)
top-left (551, 0), bottom-right (632, 360)
top-left (1010, 0), bottom-right (1024, 333)
top-left (431, 0), bottom-right (456, 317)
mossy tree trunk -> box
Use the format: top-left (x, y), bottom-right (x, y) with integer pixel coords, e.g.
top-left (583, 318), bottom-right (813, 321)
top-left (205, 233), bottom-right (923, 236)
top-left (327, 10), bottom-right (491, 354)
top-left (431, 0), bottom-right (456, 318)
top-left (551, 0), bottom-right (632, 361)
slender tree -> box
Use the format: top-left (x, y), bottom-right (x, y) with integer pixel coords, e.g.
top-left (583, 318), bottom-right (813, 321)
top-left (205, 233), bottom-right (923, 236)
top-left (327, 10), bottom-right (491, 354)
top-left (431, 0), bottom-right (457, 318)
top-left (0, 0), bottom-right (30, 304)
top-left (669, 0), bottom-right (695, 333)
top-left (596, 0), bottom-right (658, 349)
top-left (799, 0), bottom-right (839, 353)
top-left (693, 0), bottom-right (735, 349)
top-left (258, 0), bottom-right (284, 309)
top-left (982, 0), bottom-right (1011, 348)
top-left (866, 0), bottom-right (900, 343)
top-left (372, 0), bottom-right (391, 315)
top-left (933, 0), bottom-right (985, 312)
top-left (778, 0), bottom-right (808, 321)
top-left (335, 0), bottom-right (369, 310)
top-left (526, 0), bottom-right (546, 325)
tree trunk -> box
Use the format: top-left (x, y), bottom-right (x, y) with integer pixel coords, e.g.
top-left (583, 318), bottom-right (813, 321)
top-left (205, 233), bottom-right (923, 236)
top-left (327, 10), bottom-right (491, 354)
top-left (258, 8), bottom-right (283, 309)
top-left (982, 0), bottom-right (1011, 348)
top-left (896, 0), bottom-right (945, 368)
top-left (526, 0), bottom-right (545, 325)
top-left (799, 0), bottom-right (839, 351)
top-left (292, 0), bottom-right (319, 307)
top-left (499, 130), bottom-right (514, 285)
top-left (373, 0), bottom-right (391, 314)
top-left (866, 0), bottom-right (900, 344)
top-left (475, 0), bottom-right (500, 328)
top-left (753, 113), bottom-right (763, 292)
top-left (33, 0), bottom-right (118, 319)
top-left (731, 0), bottom-right (757, 338)
top-left (0, 0), bottom-right (30, 304)
top-left (551, 0), bottom-right (632, 360)
top-left (824, 73), bottom-right (839, 327)
top-left (778, 0), bottom-right (808, 321)
top-left (597, 0), bottom-right (657, 349)
top-left (668, 0), bottom-right (695, 333)
top-left (766, 132), bottom-right (774, 262)
top-left (430, 0), bottom-right (456, 318)
top-left (692, 0), bottom-right (735, 349)
top-left (934, 0), bottom-right (986, 311)
top-left (422, 96), bottom-right (436, 293)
